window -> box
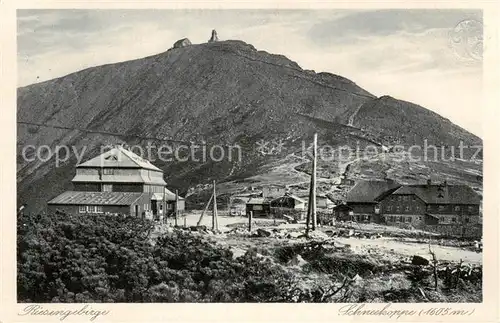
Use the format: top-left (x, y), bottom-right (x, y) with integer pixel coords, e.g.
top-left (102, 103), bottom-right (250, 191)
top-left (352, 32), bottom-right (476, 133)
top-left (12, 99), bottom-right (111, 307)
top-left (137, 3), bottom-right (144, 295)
top-left (418, 216), bottom-right (423, 221)
top-left (465, 218), bottom-right (470, 223)
top-left (95, 206), bottom-right (103, 213)
top-left (455, 206), bottom-right (461, 211)
top-left (405, 206), bottom-right (410, 212)
top-left (412, 196), bottom-right (416, 201)
top-left (103, 168), bottom-right (114, 175)
top-left (386, 206), bottom-right (392, 212)
top-left (79, 205), bottom-right (86, 213)
top-left (415, 206), bottom-right (421, 212)
top-left (438, 205), bottom-right (445, 211)
top-left (396, 206), bottom-right (401, 212)
top-left (468, 206), bottom-right (474, 212)
top-left (253, 205), bottom-right (263, 211)
top-left (403, 196), bottom-right (409, 201)
top-left (102, 184), bottom-right (113, 192)
top-left (405, 217), bottom-right (411, 223)
top-left (398, 196), bottom-right (402, 201)
top-left (452, 217), bottom-right (457, 223)
top-left (144, 204), bottom-right (149, 211)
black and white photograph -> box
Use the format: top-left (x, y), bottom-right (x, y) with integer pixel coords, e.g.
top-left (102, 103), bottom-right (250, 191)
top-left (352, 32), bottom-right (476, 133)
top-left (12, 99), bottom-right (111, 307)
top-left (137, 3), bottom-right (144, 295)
top-left (13, 7), bottom-right (489, 308)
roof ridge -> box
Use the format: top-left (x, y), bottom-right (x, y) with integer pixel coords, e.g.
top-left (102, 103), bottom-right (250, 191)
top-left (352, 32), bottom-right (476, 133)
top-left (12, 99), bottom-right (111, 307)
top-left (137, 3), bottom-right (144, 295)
top-left (116, 145), bottom-right (149, 167)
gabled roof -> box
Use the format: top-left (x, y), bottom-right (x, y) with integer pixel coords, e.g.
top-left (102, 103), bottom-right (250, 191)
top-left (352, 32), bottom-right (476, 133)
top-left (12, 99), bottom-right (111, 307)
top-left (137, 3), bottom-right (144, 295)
top-left (77, 145), bottom-right (162, 171)
top-left (347, 180), bottom-right (401, 203)
top-left (287, 195), bottom-right (307, 203)
top-left (151, 188), bottom-right (185, 201)
top-left (247, 198), bottom-right (270, 205)
top-left (390, 184), bottom-right (481, 205)
top-left (47, 191), bottom-right (146, 205)
top-left (271, 195), bottom-right (306, 204)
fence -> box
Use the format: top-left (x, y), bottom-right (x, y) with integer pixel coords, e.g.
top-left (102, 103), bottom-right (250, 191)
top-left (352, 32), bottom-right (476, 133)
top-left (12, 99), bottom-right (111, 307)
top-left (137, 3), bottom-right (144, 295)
top-left (270, 208), bottom-right (305, 221)
top-left (420, 224), bottom-right (482, 239)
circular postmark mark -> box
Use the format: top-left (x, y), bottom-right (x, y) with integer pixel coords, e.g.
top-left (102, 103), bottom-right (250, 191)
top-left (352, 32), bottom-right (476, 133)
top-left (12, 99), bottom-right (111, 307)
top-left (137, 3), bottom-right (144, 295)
top-left (448, 19), bottom-right (483, 62)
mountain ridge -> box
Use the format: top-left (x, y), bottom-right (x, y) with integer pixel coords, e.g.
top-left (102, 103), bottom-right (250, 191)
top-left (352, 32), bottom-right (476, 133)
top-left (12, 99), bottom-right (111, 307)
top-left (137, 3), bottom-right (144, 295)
top-left (17, 39), bottom-right (482, 213)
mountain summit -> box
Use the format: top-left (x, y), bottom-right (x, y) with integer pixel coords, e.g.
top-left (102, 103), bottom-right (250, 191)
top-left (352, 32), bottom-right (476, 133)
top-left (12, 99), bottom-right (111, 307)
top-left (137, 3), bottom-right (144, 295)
top-left (17, 39), bottom-right (482, 212)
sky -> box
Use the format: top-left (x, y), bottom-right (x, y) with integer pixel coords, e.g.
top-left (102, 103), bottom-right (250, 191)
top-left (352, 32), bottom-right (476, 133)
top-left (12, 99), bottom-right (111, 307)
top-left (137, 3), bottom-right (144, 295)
top-left (17, 9), bottom-right (483, 136)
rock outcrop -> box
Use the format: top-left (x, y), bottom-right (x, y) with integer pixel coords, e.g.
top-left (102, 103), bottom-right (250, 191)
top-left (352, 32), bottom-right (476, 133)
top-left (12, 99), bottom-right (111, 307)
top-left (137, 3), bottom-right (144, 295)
top-left (173, 38), bottom-right (192, 49)
top-left (208, 30), bottom-right (219, 43)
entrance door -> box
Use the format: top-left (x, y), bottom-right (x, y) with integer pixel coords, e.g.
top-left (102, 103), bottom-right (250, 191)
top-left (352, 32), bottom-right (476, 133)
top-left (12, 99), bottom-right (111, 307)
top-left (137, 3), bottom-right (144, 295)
top-left (135, 205), bottom-right (139, 217)
top-left (151, 200), bottom-right (158, 216)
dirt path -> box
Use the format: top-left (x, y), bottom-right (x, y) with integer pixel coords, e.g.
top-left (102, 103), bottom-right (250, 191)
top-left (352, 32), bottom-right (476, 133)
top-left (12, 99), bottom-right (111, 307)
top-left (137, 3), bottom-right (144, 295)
top-left (347, 103), bottom-right (364, 127)
top-left (335, 237), bottom-right (482, 264)
top-left (165, 214), bottom-right (482, 265)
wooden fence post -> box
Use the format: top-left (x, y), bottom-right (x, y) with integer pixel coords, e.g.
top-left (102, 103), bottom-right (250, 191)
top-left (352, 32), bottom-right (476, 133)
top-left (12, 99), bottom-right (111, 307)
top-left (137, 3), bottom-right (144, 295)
top-left (248, 211), bottom-right (253, 232)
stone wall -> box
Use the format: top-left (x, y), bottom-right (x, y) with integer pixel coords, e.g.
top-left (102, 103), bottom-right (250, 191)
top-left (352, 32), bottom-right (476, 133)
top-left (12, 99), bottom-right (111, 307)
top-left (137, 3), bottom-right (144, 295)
top-left (421, 224), bottom-right (482, 238)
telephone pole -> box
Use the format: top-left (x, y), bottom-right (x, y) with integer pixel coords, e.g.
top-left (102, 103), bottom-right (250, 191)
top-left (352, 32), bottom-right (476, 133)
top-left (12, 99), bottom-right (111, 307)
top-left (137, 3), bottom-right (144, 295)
top-left (212, 180), bottom-right (218, 231)
top-left (312, 133), bottom-right (317, 230)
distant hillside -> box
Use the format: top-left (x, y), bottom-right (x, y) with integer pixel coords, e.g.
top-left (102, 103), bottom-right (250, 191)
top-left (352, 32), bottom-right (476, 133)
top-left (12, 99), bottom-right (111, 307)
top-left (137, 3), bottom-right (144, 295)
top-left (17, 39), bottom-right (482, 213)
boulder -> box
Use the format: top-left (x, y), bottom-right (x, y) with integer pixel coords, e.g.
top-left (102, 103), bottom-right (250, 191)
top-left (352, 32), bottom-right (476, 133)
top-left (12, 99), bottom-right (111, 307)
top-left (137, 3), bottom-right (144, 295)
top-left (288, 231), bottom-right (302, 239)
top-left (208, 29), bottom-right (219, 43)
top-left (411, 255), bottom-right (430, 266)
top-left (324, 230), bottom-right (336, 236)
top-left (230, 247), bottom-right (246, 259)
top-left (308, 230), bottom-right (330, 240)
top-left (173, 38), bottom-right (192, 49)
top-left (288, 254), bottom-right (308, 267)
top-left (190, 225), bottom-right (207, 232)
top-left (256, 228), bottom-right (272, 237)
top-left (351, 274), bottom-right (363, 284)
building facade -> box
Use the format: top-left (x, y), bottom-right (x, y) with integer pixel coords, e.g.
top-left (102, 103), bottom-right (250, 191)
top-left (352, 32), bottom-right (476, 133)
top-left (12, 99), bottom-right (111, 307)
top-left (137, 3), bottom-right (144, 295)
top-left (246, 198), bottom-right (271, 217)
top-left (47, 145), bottom-right (184, 219)
top-left (346, 179), bottom-right (401, 222)
top-left (345, 179), bottom-right (481, 229)
top-left (262, 185), bottom-right (287, 199)
top-left (378, 181), bottom-right (481, 227)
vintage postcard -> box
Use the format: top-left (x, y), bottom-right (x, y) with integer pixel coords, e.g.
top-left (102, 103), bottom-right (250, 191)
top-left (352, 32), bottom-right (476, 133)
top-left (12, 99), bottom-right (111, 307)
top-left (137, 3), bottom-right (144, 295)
top-left (1, 0), bottom-right (499, 322)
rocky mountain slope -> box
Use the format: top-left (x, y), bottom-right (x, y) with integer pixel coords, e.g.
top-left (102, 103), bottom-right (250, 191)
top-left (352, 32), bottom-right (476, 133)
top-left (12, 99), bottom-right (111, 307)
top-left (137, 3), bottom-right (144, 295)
top-left (17, 38), bottom-right (482, 213)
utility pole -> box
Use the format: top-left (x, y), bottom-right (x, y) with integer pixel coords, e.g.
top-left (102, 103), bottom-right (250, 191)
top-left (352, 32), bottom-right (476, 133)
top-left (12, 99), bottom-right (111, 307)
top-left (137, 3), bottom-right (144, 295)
top-left (306, 174), bottom-right (313, 235)
top-left (163, 187), bottom-right (167, 225)
top-left (174, 189), bottom-right (179, 227)
top-left (197, 193), bottom-right (213, 226)
top-left (212, 180), bottom-right (218, 231)
top-left (248, 211), bottom-right (253, 232)
top-left (312, 133), bottom-right (317, 230)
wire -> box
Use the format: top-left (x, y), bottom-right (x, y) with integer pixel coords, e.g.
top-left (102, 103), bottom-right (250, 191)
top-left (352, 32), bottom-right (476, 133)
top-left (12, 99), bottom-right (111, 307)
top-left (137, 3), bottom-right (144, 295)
top-left (17, 121), bottom-right (195, 145)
